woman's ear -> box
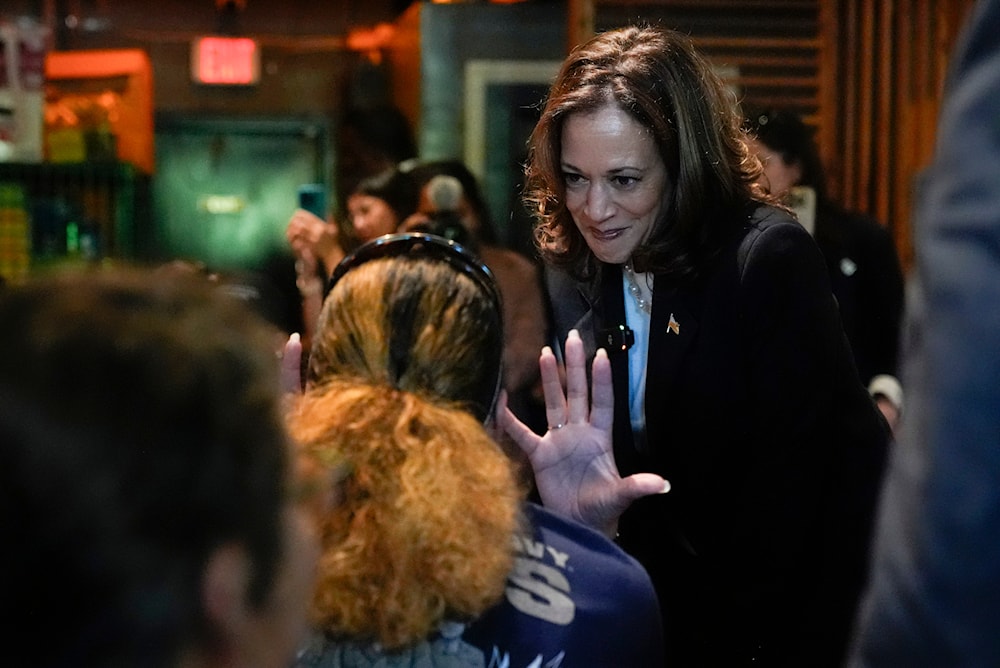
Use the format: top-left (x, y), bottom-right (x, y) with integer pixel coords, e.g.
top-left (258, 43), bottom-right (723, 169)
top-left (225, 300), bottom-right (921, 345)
top-left (201, 543), bottom-right (253, 659)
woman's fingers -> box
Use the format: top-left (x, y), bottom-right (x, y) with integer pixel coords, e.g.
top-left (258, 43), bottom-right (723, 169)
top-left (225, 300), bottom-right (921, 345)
top-left (590, 348), bottom-right (614, 432)
top-left (540, 345), bottom-right (568, 430)
top-left (564, 330), bottom-right (589, 424)
top-left (621, 473), bottom-right (671, 502)
top-left (280, 333), bottom-right (304, 395)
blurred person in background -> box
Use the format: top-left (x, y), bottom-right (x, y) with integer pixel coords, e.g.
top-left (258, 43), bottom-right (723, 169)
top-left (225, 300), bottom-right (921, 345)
top-left (286, 164), bottom-right (419, 351)
top-left (746, 108), bottom-right (906, 433)
top-left (850, 1), bottom-right (1000, 664)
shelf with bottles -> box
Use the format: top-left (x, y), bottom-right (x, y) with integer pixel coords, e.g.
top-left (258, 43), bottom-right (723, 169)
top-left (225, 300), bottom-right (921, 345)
top-left (0, 161), bottom-right (150, 282)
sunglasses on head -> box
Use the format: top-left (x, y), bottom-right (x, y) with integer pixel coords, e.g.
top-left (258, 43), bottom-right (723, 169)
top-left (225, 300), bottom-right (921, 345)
top-left (328, 232), bottom-right (505, 424)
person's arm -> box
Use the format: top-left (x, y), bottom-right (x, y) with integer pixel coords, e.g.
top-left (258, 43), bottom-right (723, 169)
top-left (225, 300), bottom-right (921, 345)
top-left (736, 217), bottom-right (888, 662)
top-left (850, 1), bottom-right (1000, 664)
top-left (286, 209), bottom-right (344, 348)
top-left (291, 247), bottom-right (323, 349)
top-left (497, 329), bottom-right (669, 538)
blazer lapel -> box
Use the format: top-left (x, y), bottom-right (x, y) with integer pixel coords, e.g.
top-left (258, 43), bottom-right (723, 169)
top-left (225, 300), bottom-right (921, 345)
top-left (544, 265), bottom-right (600, 360)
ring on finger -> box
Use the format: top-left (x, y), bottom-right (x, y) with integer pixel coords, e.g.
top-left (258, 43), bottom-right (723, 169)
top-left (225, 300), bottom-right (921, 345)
top-left (548, 422), bottom-right (565, 431)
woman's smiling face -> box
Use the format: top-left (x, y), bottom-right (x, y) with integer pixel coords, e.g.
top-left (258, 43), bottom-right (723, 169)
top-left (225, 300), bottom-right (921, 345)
top-left (561, 103), bottom-right (671, 265)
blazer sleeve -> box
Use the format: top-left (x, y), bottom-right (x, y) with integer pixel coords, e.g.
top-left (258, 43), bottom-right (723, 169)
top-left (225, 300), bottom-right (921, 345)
top-left (734, 216), bottom-right (886, 662)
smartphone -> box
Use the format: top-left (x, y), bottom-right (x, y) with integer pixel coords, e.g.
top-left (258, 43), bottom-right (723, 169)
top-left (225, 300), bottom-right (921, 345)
top-left (297, 183), bottom-right (327, 219)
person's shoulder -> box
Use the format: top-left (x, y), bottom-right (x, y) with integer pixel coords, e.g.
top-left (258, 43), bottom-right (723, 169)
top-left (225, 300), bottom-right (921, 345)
top-left (745, 203), bottom-right (801, 234)
top-left (736, 203), bottom-right (815, 262)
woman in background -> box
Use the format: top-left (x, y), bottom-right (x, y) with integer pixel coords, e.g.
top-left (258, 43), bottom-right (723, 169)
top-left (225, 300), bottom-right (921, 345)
top-left (285, 165), bottom-right (418, 349)
top-left (746, 108), bottom-right (906, 433)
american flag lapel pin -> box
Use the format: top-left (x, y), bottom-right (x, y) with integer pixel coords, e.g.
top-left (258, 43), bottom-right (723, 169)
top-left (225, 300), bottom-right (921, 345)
top-left (667, 313), bottom-right (680, 335)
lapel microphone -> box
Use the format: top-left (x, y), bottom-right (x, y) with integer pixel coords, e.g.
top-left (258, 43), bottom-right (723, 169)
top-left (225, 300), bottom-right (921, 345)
top-left (597, 324), bottom-right (635, 352)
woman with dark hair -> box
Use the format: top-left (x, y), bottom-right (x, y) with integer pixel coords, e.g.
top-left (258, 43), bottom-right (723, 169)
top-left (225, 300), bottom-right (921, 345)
top-left (287, 165), bottom-right (419, 284)
top-left (285, 164), bottom-right (419, 350)
top-left (502, 25), bottom-right (891, 666)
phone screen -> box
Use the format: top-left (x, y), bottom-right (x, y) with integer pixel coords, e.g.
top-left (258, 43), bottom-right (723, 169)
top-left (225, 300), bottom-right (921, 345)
top-left (297, 184), bottom-right (327, 218)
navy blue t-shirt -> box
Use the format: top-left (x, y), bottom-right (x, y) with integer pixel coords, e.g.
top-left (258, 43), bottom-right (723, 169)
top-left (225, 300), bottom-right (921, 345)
top-left (463, 503), bottom-right (664, 666)
top-left (296, 503), bottom-right (664, 667)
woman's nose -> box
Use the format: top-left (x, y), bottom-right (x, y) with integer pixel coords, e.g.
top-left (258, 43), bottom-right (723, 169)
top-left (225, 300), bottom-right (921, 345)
top-left (584, 182), bottom-right (614, 221)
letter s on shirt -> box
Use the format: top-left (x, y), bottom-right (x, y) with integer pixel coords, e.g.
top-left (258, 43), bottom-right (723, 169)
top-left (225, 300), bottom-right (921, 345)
top-left (505, 557), bottom-right (575, 625)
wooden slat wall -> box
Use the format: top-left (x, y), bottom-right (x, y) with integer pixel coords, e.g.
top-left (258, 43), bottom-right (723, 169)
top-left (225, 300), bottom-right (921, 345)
top-left (595, 1), bottom-right (823, 122)
top-left (588, 0), bottom-right (974, 273)
top-left (820, 0), bottom-right (974, 271)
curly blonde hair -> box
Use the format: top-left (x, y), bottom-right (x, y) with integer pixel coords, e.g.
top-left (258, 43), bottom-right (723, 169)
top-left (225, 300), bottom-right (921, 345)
top-left (288, 379), bottom-right (521, 650)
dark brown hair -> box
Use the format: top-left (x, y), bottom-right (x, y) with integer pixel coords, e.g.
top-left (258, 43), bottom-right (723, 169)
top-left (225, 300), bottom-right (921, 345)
top-left (524, 25), bottom-right (771, 281)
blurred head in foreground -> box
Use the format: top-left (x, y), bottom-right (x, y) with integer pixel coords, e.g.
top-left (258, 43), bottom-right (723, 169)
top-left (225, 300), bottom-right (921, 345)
top-left (0, 268), bottom-right (317, 668)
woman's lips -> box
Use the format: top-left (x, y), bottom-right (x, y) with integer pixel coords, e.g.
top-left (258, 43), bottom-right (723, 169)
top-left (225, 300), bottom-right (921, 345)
top-left (589, 226), bottom-right (626, 241)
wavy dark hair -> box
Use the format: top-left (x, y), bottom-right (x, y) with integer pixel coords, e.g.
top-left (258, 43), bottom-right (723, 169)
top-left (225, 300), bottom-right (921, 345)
top-left (338, 165), bottom-right (420, 252)
top-left (524, 24), bottom-right (773, 281)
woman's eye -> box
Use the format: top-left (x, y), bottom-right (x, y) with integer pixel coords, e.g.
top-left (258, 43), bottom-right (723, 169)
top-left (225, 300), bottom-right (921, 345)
top-left (613, 175), bottom-right (639, 188)
top-left (562, 172), bottom-right (584, 186)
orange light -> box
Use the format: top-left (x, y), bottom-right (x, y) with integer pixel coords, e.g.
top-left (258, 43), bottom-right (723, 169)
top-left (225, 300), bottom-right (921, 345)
top-left (191, 36), bottom-right (260, 85)
top-left (345, 23), bottom-right (396, 66)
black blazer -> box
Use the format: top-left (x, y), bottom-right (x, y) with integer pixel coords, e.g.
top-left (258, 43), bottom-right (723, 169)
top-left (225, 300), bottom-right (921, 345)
top-left (546, 205), bottom-right (889, 667)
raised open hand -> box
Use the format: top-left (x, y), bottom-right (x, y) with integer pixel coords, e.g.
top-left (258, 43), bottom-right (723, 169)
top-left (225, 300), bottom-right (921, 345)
top-left (497, 329), bottom-right (669, 538)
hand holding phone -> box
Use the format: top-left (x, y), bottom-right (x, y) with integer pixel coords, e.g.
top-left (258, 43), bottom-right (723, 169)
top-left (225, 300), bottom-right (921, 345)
top-left (297, 183), bottom-right (328, 219)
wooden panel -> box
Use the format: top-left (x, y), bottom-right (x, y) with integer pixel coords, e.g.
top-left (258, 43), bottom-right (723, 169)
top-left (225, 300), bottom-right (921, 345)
top-left (596, 1), bottom-right (822, 121)
top-left (824, 0), bottom-right (976, 271)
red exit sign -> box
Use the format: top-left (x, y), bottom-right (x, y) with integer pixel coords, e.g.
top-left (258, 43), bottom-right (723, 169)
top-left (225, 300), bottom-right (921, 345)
top-left (191, 36), bottom-right (260, 85)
